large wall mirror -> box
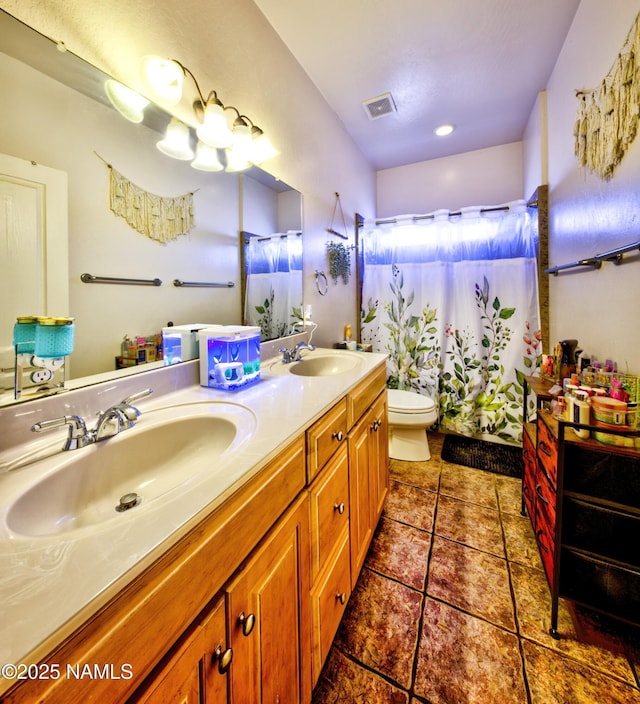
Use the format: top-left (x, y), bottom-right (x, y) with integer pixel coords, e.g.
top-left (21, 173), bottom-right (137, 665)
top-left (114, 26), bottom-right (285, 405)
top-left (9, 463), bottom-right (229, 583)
top-left (0, 9), bottom-right (303, 406)
top-left (240, 171), bottom-right (303, 341)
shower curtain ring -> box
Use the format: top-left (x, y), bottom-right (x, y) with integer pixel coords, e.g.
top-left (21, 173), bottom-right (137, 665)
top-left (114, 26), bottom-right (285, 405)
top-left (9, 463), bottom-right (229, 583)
top-left (315, 270), bottom-right (328, 296)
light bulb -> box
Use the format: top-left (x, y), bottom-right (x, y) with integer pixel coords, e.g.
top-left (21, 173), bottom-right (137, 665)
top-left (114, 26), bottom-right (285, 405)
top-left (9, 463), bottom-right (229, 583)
top-left (157, 118), bottom-right (194, 160)
top-left (191, 142), bottom-right (223, 171)
top-left (196, 102), bottom-right (233, 148)
top-left (105, 79), bottom-right (149, 123)
top-left (141, 56), bottom-right (184, 106)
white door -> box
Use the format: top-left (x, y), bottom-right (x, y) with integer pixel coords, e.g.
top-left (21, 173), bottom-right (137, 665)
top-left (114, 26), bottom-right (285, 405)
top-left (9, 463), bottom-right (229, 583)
top-left (0, 153), bottom-right (68, 388)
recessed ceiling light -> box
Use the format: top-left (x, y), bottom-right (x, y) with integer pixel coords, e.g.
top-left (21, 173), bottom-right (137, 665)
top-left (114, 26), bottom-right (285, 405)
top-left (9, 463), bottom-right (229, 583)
top-left (434, 124), bottom-right (455, 137)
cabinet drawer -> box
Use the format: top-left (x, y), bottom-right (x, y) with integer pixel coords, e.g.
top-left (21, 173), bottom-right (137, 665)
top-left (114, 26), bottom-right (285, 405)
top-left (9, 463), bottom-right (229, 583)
top-left (560, 549), bottom-right (640, 624)
top-left (310, 529), bottom-right (351, 684)
top-left (309, 444), bottom-right (350, 580)
top-left (346, 364), bottom-right (387, 429)
top-left (563, 497), bottom-right (640, 566)
top-left (306, 399), bottom-right (348, 483)
top-left (564, 445), bottom-right (640, 508)
top-left (537, 417), bottom-right (557, 486)
top-left (522, 429), bottom-right (536, 522)
top-left (534, 476), bottom-right (556, 586)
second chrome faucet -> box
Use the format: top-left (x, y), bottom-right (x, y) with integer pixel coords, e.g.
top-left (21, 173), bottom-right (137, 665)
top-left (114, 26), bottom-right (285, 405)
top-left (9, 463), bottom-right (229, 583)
top-left (31, 388), bottom-right (153, 450)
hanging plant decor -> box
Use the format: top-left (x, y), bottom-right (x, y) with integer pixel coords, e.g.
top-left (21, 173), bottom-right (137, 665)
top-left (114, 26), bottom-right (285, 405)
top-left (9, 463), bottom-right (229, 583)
top-left (326, 241), bottom-right (352, 284)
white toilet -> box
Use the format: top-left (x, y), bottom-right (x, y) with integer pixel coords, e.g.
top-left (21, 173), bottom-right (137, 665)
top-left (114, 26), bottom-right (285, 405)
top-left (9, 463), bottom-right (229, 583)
top-left (387, 389), bottom-right (438, 461)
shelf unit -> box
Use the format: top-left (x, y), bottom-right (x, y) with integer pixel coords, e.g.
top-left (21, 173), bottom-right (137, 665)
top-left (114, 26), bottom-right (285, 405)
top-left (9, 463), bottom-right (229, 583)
top-left (522, 376), bottom-right (640, 638)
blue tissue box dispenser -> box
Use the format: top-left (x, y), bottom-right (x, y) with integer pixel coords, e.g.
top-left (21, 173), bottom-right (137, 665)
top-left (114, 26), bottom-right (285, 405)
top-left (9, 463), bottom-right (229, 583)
top-left (199, 326), bottom-right (261, 390)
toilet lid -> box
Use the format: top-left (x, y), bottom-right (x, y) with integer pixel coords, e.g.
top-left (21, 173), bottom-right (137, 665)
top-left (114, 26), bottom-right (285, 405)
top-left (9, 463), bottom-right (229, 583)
top-left (388, 389), bottom-right (435, 413)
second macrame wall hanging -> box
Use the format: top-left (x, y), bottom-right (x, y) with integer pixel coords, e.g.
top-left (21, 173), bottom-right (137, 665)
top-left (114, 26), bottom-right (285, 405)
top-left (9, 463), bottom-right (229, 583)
top-left (574, 10), bottom-right (640, 180)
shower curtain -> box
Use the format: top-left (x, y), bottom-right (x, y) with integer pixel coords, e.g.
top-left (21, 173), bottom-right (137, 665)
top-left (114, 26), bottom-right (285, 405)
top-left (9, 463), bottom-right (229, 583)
top-left (360, 202), bottom-right (541, 445)
top-left (244, 232), bottom-right (303, 340)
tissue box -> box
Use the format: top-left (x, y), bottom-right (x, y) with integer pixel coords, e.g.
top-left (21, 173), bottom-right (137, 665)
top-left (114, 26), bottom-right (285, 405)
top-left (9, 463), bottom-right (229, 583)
top-left (162, 324), bottom-right (214, 365)
top-left (199, 326), bottom-right (261, 390)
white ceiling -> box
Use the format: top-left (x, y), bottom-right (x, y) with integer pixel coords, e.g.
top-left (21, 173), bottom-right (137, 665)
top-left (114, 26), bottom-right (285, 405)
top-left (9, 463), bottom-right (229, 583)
top-left (253, 0), bottom-right (581, 171)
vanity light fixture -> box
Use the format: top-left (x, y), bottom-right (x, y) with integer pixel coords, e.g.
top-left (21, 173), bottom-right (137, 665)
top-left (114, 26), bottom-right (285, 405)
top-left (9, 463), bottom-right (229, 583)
top-left (105, 79), bottom-right (150, 123)
top-left (141, 55), bottom-right (277, 171)
top-left (434, 123), bottom-right (455, 137)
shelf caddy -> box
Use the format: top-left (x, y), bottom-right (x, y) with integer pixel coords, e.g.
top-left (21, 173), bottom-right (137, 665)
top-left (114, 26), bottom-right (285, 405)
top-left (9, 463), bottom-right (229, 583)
top-left (545, 239), bottom-right (640, 275)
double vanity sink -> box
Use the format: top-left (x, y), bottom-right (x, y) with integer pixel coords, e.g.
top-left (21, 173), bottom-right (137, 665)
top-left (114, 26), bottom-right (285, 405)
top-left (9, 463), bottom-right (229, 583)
top-left (0, 346), bottom-right (384, 684)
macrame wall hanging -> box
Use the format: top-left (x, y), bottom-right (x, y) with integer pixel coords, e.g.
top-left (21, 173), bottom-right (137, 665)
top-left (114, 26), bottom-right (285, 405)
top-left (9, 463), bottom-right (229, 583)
top-left (97, 154), bottom-right (196, 243)
top-left (574, 10), bottom-right (640, 180)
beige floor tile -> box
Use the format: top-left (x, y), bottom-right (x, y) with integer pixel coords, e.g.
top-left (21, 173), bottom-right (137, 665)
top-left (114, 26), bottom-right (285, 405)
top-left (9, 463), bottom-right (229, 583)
top-left (366, 516), bottom-right (431, 591)
top-left (523, 639), bottom-right (640, 704)
top-left (434, 494), bottom-right (504, 556)
top-left (383, 479), bottom-right (437, 532)
top-left (427, 535), bottom-right (516, 631)
top-left (334, 568), bottom-right (423, 690)
top-left (439, 463), bottom-right (499, 509)
top-left (414, 597), bottom-right (527, 704)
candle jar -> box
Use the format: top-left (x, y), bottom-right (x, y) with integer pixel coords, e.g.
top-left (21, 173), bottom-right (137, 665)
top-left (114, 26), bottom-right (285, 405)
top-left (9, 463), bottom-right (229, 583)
top-left (34, 317), bottom-right (75, 357)
top-left (13, 316), bottom-right (39, 354)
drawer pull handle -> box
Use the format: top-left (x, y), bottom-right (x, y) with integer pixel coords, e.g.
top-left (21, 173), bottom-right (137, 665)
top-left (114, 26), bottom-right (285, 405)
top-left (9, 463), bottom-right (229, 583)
top-left (539, 441), bottom-right (553, 458)
top-left (332, 431), bottom-right (344, 442)
top-left (212, 645), bottom-right (233, 674)
top-left (334, 502), bottom-right (345, 515)
top-left (237, 611), bottom-right (256, 637)
top-left (336, 592), bottom-right (347, 605)
top-left (535, 484), bottom-right (549, 505)
top-left (370, 419), bottom-right (382, 431)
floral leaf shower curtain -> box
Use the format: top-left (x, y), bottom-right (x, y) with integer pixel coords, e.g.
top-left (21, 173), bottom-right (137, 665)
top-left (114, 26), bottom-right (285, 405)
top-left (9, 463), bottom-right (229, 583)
top-left (360, 202), bottom-right (541, 445)
top-left (244, 232), bottom-right (303, 340)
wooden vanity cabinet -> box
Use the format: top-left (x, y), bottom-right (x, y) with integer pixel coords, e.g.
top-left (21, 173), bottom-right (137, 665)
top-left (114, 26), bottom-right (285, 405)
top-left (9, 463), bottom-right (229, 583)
top-left (3, 362), bottom-right (389, 704)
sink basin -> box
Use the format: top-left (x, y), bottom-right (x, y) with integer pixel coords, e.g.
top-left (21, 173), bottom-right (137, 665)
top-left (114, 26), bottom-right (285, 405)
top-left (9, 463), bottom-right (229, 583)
top-left (269, 350), bottom-right (362, 377)
top-left (6, 402), bottom-right (256, 537)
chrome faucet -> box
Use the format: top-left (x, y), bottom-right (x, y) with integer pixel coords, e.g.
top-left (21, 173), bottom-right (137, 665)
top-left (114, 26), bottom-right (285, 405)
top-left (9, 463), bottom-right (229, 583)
top-left (293, 340), bottom-right (316, 361)
top-left (93, 388), bottom-right (153, 440)
top-left (279, 340), bottom-right (316, 364)
top-left (31, 388), bottom-right (153, 449)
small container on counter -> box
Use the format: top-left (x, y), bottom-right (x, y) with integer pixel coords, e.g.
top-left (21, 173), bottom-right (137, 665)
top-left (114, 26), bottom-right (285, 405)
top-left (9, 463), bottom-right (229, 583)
top-left (34, 317), bottom-right (75, 358)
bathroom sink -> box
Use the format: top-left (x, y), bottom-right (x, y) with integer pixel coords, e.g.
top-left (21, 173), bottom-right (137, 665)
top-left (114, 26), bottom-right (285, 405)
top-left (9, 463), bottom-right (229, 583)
top-left (6, 402), bottom-right (256, 537)
top-left (268, 350), bottom-right (362, 377)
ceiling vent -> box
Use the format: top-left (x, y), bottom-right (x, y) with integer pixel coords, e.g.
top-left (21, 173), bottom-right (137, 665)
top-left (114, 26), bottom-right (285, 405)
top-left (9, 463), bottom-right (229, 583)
top-left (362, 92), bottom-right (397, 120)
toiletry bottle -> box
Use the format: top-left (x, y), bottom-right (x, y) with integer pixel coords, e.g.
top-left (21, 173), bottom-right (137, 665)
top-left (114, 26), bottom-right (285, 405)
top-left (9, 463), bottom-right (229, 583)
top-left (572, 390), bottom-right (590, 439)
top-left (344, 324), bottom-right (352, 342)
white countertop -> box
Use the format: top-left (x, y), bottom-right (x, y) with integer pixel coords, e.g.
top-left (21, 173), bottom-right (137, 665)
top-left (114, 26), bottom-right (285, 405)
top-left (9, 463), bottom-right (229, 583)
top-left (0, 349), bottom-right (387, 686)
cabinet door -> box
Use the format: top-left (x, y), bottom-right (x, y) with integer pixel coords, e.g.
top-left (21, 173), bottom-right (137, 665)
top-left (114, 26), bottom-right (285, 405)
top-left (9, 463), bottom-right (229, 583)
top-left (368, 392), bottom-right (389, 524)
top-left (348, 412), bottom-right (372, 590)
top-left (225, 494), bottom-right (311, 704)
top-left (201, 597), bottom-right (232, 704)
top-left (132, 595), bottom-right (229, 704)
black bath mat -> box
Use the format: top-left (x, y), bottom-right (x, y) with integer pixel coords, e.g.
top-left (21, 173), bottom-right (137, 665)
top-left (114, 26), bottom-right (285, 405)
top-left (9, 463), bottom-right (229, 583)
top-left (441, 434), bottom-right (523, 478)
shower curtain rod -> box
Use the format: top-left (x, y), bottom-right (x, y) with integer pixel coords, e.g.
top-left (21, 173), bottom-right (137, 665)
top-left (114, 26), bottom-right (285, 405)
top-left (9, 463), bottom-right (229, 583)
top-left (368, 200), bottom-right (538, 227)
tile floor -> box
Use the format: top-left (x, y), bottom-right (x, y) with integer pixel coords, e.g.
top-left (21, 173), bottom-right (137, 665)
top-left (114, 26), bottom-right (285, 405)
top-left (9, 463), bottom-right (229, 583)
top-left (312, 432), bottom-right (640, 704)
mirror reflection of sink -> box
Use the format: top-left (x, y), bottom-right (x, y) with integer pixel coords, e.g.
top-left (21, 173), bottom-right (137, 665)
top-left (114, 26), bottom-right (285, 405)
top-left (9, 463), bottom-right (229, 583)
top-left (6, 402), bottom-right (256, 538)
top-left (269, 350), bottom-right (362, 377)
